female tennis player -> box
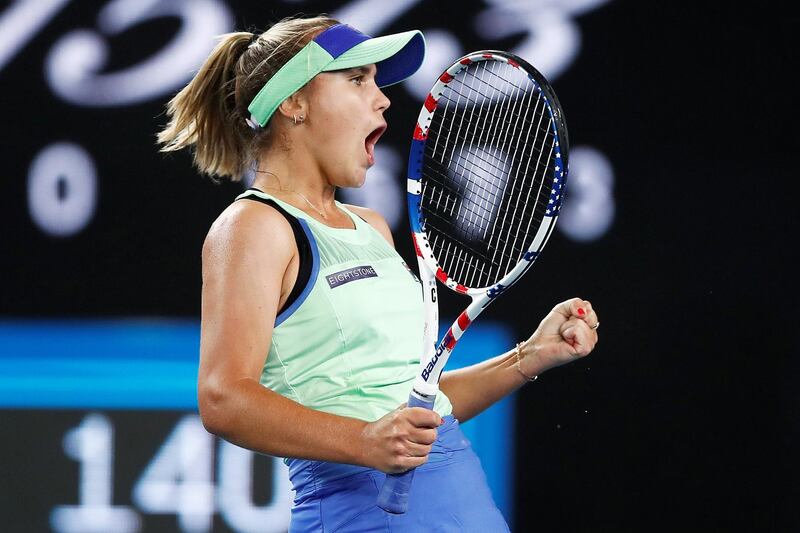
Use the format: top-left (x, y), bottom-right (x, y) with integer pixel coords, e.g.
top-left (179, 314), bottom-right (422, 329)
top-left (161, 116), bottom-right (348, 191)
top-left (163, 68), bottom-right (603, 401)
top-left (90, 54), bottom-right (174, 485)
top-left (158, 14), bottom-right (599, 531)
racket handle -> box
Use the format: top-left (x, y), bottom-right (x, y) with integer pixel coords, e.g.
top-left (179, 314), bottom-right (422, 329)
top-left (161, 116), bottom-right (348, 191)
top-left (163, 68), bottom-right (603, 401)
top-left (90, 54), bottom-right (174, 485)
top-left (376, 394), bottom-right (435, 514)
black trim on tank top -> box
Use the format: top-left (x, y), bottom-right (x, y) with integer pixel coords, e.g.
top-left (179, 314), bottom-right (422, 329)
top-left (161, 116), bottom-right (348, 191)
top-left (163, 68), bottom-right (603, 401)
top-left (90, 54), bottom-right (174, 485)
top-left (349, 210), bottom-right (369, 224)
top-left (236, 190), bottom-right (312, 317)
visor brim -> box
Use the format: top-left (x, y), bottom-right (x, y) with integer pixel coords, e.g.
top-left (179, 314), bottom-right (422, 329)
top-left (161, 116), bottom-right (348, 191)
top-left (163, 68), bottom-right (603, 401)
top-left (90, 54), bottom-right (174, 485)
top-left (321, 30), bottom-right (425, 87)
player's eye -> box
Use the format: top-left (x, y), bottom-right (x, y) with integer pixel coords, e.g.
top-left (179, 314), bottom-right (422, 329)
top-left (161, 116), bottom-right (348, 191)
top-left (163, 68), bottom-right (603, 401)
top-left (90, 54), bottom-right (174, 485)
top-left (350, 76), bottom-right (363, 86)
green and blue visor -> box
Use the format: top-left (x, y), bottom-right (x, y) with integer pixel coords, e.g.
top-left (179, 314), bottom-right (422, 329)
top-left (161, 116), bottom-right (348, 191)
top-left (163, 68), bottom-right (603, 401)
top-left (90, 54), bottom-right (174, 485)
top-left (246, 23), bottom-right (425, 130)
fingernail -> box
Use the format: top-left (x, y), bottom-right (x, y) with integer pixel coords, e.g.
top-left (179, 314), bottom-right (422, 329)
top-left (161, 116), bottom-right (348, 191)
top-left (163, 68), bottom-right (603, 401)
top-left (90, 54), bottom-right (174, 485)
top-left (578, 308), bottom-right (586, 316)
top-left (439, 418), bottom-right (444, 426)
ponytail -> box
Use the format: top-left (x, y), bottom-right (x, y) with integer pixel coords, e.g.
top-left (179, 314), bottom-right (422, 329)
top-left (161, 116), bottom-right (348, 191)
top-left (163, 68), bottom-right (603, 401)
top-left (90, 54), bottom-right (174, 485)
top-left (157, 32), bottom-right (253, 181)
top-left (157, 15), bottom-right (339, 182)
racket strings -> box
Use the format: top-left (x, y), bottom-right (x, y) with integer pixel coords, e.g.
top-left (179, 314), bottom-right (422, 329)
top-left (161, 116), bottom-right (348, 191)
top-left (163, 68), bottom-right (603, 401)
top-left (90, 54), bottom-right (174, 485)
top-left (421, 167), bottom-right (546, 233)
top-left (423, 127), bottom-right (555, 187)
top-left (427, 223), bottom-right (498, 268)
top-left (427, 227), bottom-right (501, 287)
top-left (427, 75), bottom-right (537, 286)
top-left (425, 216), bottom-right (532, 267)
top-left (423, 136), bottom-right (555, 209)
top-left (421, 190), bottom-right (533, 260)
top-left (424, 111), bottom-right (536, 278)
top-left (420, 59), bottom-right (558, 289)
top-left (444, 61), bottom-right (537, 285)
top-left (487, 96), bottom-right (555, 281)
top-left (434, 61), bottom-right (533, 178)
top-left (456, 65), bottom-right (538, 237)
top-left (472, 61), bottom-right (536, 95)
top-left (430, 63), bottom-right (551, 155)
top-left (436, 87), bottom-right (554, 141)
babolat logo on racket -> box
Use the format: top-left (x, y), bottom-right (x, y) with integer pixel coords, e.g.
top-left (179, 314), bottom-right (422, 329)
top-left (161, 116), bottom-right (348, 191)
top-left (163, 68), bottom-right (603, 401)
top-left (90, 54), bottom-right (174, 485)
top-left (421, 337), bottom-right (451, 380)
top-left (326, 265), bottom-right (378, 288)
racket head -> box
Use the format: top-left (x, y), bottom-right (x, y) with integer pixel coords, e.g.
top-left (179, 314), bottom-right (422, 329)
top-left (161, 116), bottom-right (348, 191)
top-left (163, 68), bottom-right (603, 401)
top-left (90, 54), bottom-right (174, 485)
top-left (407, 50), bottom-right (569, 297)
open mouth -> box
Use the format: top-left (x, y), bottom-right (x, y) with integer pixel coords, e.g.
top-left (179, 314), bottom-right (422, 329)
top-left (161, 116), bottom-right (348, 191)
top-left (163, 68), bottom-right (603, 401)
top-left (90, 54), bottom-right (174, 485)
top-left (365, 124), bottom-right (387, 165)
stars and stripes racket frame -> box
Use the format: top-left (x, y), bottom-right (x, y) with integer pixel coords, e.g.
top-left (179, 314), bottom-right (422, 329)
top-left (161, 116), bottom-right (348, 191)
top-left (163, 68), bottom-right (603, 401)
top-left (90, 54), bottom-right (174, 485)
top-left (377, 49), bottom-right (570, 514)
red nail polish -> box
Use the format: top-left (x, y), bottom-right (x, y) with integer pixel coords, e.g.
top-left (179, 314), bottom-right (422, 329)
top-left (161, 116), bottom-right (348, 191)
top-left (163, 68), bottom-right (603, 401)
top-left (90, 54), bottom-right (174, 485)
top-left (578, 308), bottom-right (585, 316)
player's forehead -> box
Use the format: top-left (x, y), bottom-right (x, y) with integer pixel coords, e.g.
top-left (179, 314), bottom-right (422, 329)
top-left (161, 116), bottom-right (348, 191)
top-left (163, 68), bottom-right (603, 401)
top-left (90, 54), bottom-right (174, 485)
top-left (328, 64), bottom-right (378, 76)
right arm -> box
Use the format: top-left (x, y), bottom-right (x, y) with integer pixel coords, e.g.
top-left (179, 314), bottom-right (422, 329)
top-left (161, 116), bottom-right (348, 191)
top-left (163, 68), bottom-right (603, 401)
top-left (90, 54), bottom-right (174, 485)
top-left (197, 201), bottom-right (441, 473)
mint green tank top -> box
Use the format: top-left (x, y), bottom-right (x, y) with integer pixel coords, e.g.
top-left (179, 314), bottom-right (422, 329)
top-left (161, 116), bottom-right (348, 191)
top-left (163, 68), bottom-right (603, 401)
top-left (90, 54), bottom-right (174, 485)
top-left (235, 189), bottom-right (453, 422)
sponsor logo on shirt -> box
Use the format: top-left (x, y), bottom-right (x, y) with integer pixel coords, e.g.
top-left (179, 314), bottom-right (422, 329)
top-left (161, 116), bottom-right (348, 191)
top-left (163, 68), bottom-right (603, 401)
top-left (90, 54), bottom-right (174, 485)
top-left (326, 265), bottom-right (378, 288)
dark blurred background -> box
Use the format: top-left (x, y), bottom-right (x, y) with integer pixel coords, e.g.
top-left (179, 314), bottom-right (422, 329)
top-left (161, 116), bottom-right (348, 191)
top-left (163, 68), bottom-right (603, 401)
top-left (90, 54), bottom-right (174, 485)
top-left (1, 0), bottom-right (795, 531)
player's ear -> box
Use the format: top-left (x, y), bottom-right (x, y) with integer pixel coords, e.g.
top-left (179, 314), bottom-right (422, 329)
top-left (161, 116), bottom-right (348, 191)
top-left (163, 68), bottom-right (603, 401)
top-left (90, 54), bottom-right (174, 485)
top-left (276, 90), bottom-right (308, 123)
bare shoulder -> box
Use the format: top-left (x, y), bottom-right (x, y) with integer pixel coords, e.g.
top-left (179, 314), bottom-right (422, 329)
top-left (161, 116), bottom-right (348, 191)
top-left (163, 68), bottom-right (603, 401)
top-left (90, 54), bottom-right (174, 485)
top-left (203, 199), bottom-right (295, 266)
top-left (343, 204), bottom-right (394, 247)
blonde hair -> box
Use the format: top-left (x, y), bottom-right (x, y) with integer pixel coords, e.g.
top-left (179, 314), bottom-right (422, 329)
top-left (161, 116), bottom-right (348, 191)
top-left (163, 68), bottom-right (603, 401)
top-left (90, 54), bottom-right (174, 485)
top-left (156, 14), bottom-right (339, 182)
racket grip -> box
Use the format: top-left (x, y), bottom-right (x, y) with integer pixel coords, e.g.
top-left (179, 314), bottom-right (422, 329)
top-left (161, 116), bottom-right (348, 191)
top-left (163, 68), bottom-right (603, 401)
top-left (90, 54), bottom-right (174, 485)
top-left (376, 394), bottom-right (435, 514)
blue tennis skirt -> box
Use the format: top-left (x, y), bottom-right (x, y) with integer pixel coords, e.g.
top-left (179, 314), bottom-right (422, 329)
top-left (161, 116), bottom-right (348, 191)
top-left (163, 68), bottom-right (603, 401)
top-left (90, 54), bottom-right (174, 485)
top-left (286, 416), bottom-right (510, 532)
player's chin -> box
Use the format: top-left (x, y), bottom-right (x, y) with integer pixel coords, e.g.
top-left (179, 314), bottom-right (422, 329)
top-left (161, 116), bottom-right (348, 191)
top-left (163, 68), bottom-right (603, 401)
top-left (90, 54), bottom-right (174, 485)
top-left (340, 174), bottom-right (366, 190)
top-left (351, 165), bottom-right (369, 187)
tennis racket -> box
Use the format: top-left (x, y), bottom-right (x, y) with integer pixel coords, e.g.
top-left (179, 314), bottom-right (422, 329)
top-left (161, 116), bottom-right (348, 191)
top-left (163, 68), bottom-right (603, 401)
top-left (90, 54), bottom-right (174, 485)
top-left (376, 50), bottom-right (570, 514)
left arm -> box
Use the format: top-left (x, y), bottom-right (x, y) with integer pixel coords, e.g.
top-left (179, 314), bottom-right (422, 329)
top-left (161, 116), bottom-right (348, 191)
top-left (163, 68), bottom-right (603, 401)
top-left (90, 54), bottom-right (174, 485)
top-left (440, 298), bottom-right (599, 422)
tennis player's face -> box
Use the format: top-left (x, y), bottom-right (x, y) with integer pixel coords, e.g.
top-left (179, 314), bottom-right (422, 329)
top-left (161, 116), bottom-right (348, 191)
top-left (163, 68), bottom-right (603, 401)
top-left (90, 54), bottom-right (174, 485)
top-left (304, 64), bottom-right (390, 187)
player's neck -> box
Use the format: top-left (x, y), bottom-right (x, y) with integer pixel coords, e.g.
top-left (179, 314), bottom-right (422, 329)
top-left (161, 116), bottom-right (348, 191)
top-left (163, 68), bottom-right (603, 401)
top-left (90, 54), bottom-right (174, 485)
top-left (253, 147), bottom-right (336, 209)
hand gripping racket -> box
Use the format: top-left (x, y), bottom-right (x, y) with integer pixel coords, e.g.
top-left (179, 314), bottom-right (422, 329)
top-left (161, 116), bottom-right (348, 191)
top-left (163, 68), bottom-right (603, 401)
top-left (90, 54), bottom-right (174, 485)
top-left (376, 50), bottom-right (570, 514)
